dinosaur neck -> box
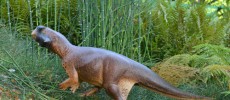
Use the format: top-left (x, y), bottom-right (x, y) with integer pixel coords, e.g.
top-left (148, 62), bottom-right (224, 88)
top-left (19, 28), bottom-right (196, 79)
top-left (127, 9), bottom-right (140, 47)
top-left (51, 41), bottom-right (74, 59)
top-left (46, 28), bottom-right (75, 59)
top-left (47, 32), bottom-right (74, 59)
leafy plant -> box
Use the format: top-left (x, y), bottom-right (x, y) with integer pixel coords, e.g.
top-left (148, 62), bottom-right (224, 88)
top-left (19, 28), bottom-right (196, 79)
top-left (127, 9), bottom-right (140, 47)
top-left (157, 44), bottom-right (230, 87)
top-left (0, 0), bottom-right (229, 61)
top-left (0, 0), bottom-right (230, 99)
top-left (192, 44), bottom-right (230, 65)
top-left (202, 65), bottom-right (230, 83)
top-left (148, 0), bottom-right (229, 59)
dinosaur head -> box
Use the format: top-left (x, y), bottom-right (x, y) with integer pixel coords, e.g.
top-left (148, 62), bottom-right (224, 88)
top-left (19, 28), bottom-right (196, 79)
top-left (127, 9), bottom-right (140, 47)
top-left (31, 26), bottom-right (52, 48)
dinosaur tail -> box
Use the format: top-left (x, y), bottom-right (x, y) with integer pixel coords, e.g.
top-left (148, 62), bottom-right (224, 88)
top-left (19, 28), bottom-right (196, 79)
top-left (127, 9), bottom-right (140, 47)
top-left (138, 71), bottom-right (211, 100)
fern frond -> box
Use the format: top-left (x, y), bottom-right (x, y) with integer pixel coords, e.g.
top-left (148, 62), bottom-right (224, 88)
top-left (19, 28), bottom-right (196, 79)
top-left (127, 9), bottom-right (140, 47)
top-left (189, 54), bottom-right (228, 68)
top-left (152, 63), bottom-right (199, 86)
top-left (193, 44), bottom-right (230, 65)
top-left (189, 54), bottom-right (209, 68)
top-left (201, 65), bottom-right (230, 83)
top-left (164, 54), bottom-right (191, 66)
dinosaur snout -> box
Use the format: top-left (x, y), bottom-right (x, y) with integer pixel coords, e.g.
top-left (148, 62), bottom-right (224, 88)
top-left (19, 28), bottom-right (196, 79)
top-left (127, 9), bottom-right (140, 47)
top-left (31, 30), bottom-right (37, 40)
top-left (31, 26), bottom-right (52, 48)
top-left (31, 25), bottom-right (46, 39)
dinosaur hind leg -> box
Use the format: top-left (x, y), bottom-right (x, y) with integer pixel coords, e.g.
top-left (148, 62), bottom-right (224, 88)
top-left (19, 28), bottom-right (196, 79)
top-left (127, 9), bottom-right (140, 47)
top-left (103, 78), bottom-right (136, 100)
top-left (104, 84), bottom-right (123, 100)
top-left (79, 87), bottom-right (100, 97)
top-left (118, 78), bottom-right (136, 100)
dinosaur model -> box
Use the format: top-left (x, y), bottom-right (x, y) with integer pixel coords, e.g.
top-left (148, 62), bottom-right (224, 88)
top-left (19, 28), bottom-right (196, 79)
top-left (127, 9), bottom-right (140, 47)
top-left (31, 26), bottom-right (211, 100)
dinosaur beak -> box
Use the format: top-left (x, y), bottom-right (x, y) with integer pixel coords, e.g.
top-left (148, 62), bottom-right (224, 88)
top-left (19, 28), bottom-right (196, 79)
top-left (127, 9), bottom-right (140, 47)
top-left (32, 26), bottom-right (52, 48)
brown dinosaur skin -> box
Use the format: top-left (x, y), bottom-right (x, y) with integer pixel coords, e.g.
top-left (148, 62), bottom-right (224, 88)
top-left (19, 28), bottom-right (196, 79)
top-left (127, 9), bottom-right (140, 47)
top-left (31, 26), bottom-right (212, 100)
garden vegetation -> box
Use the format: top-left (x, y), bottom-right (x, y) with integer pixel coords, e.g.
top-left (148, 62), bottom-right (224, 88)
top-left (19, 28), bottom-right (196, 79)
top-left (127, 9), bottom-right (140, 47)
top-left (0, 0), bottom-right (229, 99)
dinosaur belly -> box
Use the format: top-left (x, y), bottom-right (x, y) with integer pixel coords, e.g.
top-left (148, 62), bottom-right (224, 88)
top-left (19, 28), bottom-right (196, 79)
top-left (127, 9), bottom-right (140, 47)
top-left (77, 65), bottom-right (103, 87)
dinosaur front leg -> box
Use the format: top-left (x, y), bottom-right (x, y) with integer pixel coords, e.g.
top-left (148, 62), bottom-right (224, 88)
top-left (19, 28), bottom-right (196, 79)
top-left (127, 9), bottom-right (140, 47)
top-left (59, 62), bottom-right (79, 93)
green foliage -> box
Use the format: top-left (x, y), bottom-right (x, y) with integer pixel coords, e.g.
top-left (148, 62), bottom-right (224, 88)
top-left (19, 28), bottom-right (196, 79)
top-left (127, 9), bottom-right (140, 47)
top-left (0, 0), bottom-right (230, 99)
top-left (152, 63), bottom-right (199, 86)
top-left (0, 0), bottom-right (229, 61)
top-left (193, 44), bottom-right (230, 65)
top-left (163, 54), bottom-right (191, 66)
top-left (202, 65), bottom-right (230, 83)
top-left (160, 44), bottom-right (230, 86)
top-left (0, 27), bottom-right (54, 99)
top-left (154, 43), bottom-right (230, 97)
top-left (148, 0), bottom-right (230, 58)
top-left (162, 44), bottom-right (230, 68)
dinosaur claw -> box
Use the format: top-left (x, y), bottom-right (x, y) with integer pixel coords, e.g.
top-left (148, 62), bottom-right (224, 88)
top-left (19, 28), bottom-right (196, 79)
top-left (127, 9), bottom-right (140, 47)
top-left (59, 83), bottom-right (68, 90)
top-left (70, 84), bottom-right (79, 93)
top-left (79, 93), bottom-right (86, 97)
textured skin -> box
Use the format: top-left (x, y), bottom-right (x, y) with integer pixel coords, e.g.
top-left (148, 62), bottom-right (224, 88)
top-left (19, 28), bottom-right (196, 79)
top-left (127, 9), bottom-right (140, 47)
top-left (31, 26), bottom-right (211, 100)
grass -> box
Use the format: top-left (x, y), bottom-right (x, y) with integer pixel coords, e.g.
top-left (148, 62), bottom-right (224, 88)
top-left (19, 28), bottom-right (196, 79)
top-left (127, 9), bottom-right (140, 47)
top-left (0, 23), bottom-right (230, 100)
